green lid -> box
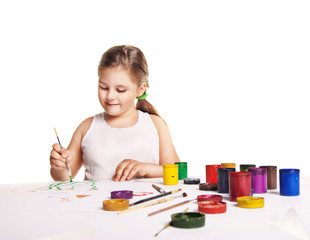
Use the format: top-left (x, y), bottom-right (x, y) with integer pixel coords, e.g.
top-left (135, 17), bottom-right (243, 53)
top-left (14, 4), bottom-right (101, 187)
top-left (170, 212), bottom-right (205, 228)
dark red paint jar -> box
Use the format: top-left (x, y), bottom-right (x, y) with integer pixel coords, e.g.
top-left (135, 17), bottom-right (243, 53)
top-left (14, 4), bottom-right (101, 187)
top-left (229, 172), bottom-right (251, 202)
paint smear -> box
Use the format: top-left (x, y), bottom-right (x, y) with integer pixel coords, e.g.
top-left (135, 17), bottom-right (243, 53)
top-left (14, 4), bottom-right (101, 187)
top-left (76, 195), bottom-right (91, 198)
top-left (133, 192), bottom-right (154, 196)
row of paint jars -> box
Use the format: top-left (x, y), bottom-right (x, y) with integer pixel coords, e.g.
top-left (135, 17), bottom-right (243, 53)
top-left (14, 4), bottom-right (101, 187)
top-left (163, 163), bottom-right (300, 200)
top-left (205, 164), bottom-right (300, 201)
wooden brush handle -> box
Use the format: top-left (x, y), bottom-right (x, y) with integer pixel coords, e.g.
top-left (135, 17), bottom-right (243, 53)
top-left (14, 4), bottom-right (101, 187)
top-left (148, 200), bottom-right (191, 216)
top-left (118, 196), bottom-right (174, 215)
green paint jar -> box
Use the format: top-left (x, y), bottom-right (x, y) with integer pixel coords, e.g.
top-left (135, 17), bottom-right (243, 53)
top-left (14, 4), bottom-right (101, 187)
top-left (170, 212), bottom-right (205, 228)
top-left (240, 164), bottom-right (256, 172)
top-left (175, 162), bottom-right (188, 180)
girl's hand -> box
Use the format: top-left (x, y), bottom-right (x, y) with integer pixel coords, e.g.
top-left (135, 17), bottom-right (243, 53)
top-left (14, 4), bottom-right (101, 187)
top-left (50, 143), bottom-right (72, 171)
top-left (113, 159), bottom-right (147, 181)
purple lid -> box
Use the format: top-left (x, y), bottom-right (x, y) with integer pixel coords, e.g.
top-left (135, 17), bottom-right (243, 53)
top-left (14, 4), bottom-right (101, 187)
top-left (111, 190), bottom-right (133, 199)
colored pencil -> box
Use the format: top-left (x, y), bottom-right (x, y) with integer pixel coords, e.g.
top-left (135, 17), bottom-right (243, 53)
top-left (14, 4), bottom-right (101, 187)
top-left (129, 188), bottom-right (181, 207)
top-left (54, 128), bottom-right (72, 182)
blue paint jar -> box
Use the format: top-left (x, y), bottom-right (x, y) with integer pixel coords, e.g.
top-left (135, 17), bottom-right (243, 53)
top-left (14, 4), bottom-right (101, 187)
top-left (217, 168), bottom-right (235, 193)
top-left (279, 169), bottom-right (300, 196)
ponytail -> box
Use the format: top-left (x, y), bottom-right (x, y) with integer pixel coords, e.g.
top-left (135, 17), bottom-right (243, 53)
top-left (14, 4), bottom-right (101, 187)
top-left (136, 98), bottom-right (160, 117)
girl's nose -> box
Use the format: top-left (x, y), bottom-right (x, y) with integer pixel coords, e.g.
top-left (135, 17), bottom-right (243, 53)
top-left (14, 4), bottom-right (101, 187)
top-left (106, 90), bottom-right (116, 100)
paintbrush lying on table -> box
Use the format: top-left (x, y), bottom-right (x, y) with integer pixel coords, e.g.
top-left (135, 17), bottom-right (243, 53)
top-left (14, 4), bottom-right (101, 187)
top-left (155, 208), bottom-right (189, 237)
top-left (148, 198), bottom-right (196, 216)
top-left (129, 188), bottom-right (181, 207)
top-left (118, 192), bottom-right (187, 215)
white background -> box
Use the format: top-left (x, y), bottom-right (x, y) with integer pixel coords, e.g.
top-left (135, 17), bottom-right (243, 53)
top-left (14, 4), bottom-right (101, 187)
top-left (0, 0), bottom-right (309, 184)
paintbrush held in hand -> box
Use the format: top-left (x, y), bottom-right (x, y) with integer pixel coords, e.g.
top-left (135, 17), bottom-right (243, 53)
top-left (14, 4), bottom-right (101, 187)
top-left (54, 128), bottom-right (72, 182)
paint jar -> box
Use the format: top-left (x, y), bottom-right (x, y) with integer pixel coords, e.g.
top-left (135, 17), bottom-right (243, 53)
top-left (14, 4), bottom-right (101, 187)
top-left (217, 168), bottom-right (235, 193)
top-left (221, 163), bottom-right (236, 169)
top-left (175, 162), bottom-right (187, 180)
top-left (279, 169), bottom-right (300, 196)
top-left (260, 165), bottom-right (277, 190)
top-left (206, 165), bottom-right (222, 183)
top-left (163, 164), bottom-right (178, 185)
top-left (229, 172), bottom-right (251, 202)
top-left (248, 167), bottom-right (267, 194)
top-left (240, 164), bottom-right (256, 172)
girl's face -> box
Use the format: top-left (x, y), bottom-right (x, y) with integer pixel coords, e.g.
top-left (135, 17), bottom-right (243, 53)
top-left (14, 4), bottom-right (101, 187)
top-left (98, 67), bottom-right (145, 117)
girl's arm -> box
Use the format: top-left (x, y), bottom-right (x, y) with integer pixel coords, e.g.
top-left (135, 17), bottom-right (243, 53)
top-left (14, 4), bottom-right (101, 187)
top-left (50, 117), bottom-right (93, 181)
top-left (113, 115), bottom-right (180, 181)
top-left (150, 115), bottom-right (180, 165)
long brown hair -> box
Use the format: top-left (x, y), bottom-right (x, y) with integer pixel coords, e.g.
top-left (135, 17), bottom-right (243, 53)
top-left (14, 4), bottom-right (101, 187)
top-left (98, 45), bottom-right (160, 117)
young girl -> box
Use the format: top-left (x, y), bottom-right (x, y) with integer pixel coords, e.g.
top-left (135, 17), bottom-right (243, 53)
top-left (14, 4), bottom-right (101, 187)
top-left (50, 45), bottom-right (180, 181)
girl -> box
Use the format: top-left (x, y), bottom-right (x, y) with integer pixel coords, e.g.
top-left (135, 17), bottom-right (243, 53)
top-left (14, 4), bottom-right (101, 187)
top-left (50, 45), bottom-right (180, 181)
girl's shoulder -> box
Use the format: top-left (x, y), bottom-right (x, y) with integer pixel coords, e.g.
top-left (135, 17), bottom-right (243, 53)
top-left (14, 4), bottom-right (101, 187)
top-left (76, 116), bottom-right (94, 139)
top-left (149, 114), bottom-right (167, 132)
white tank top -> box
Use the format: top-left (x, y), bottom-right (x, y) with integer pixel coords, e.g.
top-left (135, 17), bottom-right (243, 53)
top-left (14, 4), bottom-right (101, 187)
top-left (81, 110), bottom-right (159, 180)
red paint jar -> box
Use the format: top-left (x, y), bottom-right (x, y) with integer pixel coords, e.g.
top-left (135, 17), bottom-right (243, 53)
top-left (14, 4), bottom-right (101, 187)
top-left (206, 165), bottom-right (222, 183)
top-left (229, 172), bottom-right (251, 202)
top-left (198, 201), bottom-right (227, 214)
top-left (197, 194), bottom-right (223, 202)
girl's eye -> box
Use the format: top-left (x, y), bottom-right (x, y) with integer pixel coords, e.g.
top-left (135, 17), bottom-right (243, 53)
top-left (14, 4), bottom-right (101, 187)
top-left (117, 89), bottom-right (126, 93)
top-left (99, 86), bottom-right (108, 90)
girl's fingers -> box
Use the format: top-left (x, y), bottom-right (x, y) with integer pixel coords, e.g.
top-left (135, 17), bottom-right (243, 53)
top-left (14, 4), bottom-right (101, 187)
top-left (120, 162), bottom-right (136, 181)
top-left (126, 165), bottom-right (140, 180)
top-left (114, 160), bottom-right (128, 181)
top-left (52, 143), bottom-right (63, 153)
top-left (50, 158), bottom-right (66, 169)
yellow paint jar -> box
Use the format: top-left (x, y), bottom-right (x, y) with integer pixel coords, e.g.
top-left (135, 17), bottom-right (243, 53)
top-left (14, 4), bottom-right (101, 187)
top-left (163, 164), bottom-right (178, 185)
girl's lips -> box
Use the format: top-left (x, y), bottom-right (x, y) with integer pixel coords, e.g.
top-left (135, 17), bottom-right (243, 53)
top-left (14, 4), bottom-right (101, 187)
top-left (106, 102), bottom-right (119, 107)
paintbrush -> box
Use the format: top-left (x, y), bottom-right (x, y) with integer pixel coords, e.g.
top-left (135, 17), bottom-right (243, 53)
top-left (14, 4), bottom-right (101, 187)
top-left (118, 192), bottom-right (187, 215)
top-left (148, 196), bottom-right (197, 217)
top-left (129, 188), bottom-right (181, 207)
top-left (152, 184), bottom-right (166, 194)
top-left (54, 128), bottom-right (72, 182)
top-left (155, 208), bottom-right (189, 237)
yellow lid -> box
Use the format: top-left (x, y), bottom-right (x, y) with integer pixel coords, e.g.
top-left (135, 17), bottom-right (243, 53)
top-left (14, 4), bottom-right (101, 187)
top-left (221, 163), bottom-right (236, 168)
top-left (237, 196), bottom-right (264, 208)
top-left (102, 199), bottom-right (129, 211)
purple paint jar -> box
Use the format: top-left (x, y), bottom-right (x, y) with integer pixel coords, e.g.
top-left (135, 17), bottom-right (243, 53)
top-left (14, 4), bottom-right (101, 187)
top-left (248, 167), bottom-right (267, 193)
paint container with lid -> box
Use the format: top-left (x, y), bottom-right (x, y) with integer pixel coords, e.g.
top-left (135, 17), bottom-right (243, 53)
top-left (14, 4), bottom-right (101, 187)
top-left (280, 169), bottom-right (300, 196)
top-left (198, 201), bottom-right (227, 214)
top-left (163, 164), bottom-right (178, 185)
top-left (229, 172), bottom-right (251, 202)
top-left (240, 164), bottom-right (256, 172)
top-left (206, 165), bottom-right (222, 183)
top-left (174, 162), bottom-right (187, 180)
top-left (217, 168), bottom-right (235, 193)
top-left (197, 194), bottom-right (223, 202)
top-left (170, 212), bottom-right (205, 228)
top-left (260, 165), bottom-right (277, 190)
top-left (221, 163), bottom-right (236, 169)
top-left (248, 167), bottom-right (267, 194)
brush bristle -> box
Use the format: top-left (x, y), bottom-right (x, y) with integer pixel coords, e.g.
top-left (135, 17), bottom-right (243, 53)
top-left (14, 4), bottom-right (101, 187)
top-left (182, 192), bottom-right (187, 197)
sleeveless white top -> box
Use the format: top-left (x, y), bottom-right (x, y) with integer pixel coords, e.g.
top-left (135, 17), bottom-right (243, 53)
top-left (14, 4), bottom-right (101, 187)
top-left (81, 111), bottom-right (159, 180)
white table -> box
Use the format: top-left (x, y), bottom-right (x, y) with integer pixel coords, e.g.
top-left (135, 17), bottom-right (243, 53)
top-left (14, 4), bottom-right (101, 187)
top-left (0, 177), bottom-right (309, 240)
